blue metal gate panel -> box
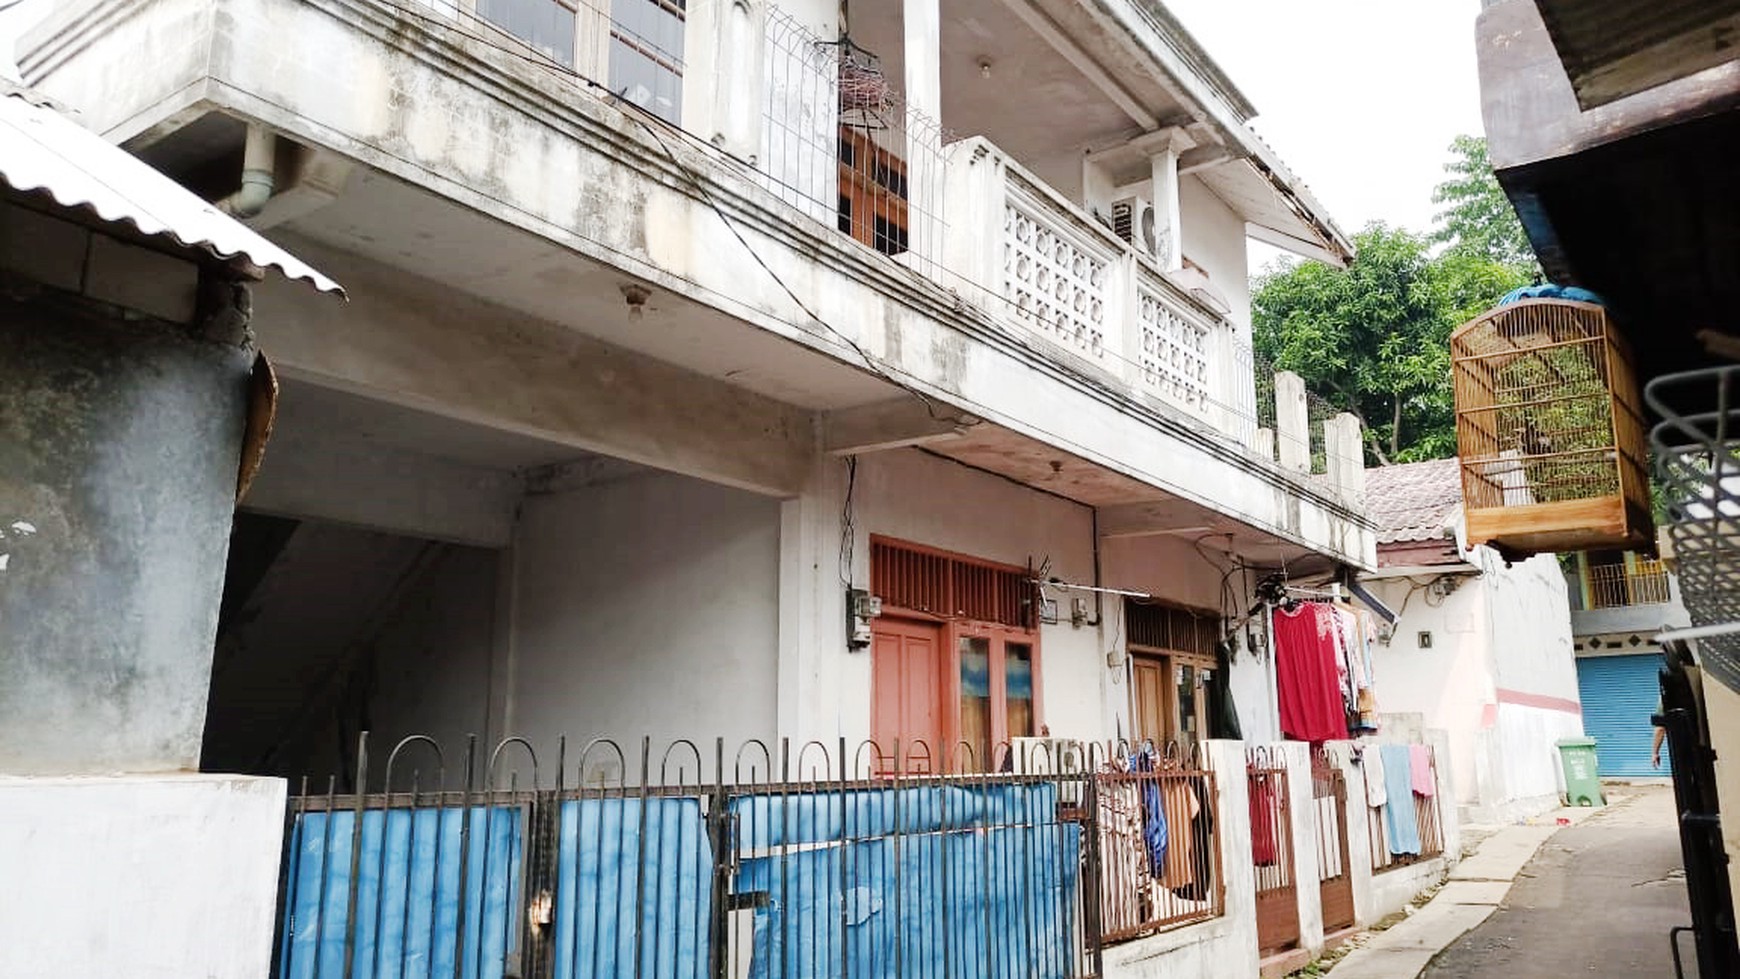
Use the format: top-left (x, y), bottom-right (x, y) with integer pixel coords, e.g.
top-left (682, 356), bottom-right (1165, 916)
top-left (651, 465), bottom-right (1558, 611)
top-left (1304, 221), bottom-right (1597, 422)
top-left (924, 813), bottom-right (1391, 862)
top-left (552, 797), bottom-right (712, 979)
top-left (278, 806), bottom-right (524, 979)
top-left (1576, 653), bottom-right (1666, 777)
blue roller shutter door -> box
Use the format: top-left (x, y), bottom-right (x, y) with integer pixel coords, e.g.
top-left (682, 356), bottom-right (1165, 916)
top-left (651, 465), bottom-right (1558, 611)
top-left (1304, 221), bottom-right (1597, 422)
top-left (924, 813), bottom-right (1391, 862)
top-left (1575, 653), bottom-right (1666, 777)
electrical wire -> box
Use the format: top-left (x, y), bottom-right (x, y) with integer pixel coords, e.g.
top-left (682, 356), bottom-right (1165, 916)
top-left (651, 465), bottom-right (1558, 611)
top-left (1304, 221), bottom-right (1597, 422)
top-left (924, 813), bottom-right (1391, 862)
top-left (838, 455), bottom-right (857, 587)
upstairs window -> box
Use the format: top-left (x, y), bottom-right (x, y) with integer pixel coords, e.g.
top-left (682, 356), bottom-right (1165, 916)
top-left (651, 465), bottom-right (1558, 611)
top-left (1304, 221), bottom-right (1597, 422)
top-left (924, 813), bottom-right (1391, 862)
top-left (609, 0), bottom-right (686, 124)
top-left (477, 0), bottom-right (578, 66)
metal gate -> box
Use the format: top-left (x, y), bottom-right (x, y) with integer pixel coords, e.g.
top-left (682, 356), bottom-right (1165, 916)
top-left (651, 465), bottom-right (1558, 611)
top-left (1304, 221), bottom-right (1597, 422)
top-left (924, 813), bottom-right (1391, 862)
top-left (1247, 746), bottom-right (1298, 956)
top-left (1310, 747), bottom-right (1355, 934)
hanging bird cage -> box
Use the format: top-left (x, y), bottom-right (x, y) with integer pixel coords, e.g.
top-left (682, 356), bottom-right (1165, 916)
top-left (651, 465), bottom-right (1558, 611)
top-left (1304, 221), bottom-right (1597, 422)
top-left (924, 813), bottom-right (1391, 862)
top-left (1451, 298), bottom-right (1652, 557)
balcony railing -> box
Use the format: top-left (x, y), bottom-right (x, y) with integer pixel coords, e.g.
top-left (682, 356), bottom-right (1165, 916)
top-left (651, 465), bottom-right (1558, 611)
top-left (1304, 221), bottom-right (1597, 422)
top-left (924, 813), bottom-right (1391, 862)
top-left (1586, 559), bottom-right (1674, 608)
top-left (940, 138), bottom-right (1258, 446)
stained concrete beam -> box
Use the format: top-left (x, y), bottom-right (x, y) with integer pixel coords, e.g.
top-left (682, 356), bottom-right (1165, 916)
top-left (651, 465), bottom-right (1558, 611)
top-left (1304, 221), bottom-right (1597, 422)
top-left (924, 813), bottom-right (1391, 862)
top-left (822, 398), bottom-right (977, 456)
top-left (250, 240), bottom-right (817, 499)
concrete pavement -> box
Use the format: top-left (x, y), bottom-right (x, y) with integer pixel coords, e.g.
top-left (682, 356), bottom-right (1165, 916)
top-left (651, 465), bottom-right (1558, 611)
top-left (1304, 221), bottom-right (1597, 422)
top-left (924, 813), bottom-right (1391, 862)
top-left (1421, 786), bottom-right (1691, 978)
top-left (1324, 791), bottom-right (1670, 979)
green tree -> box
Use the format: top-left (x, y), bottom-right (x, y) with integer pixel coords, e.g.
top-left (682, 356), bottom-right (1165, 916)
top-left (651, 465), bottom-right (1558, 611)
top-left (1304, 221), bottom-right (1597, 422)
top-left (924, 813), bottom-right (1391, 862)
top-left (1431, 135), bottom-right (1538, 271)
top-left (1253, 224), bottom-right (1530, 465)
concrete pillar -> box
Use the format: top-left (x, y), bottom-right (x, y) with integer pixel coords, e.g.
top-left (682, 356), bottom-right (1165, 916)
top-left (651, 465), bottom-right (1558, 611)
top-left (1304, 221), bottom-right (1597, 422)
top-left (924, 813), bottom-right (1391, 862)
top-left (1254, 427), bottom-right (1276, 462)
top-left (1341, 744), bottom-right (1378, 927)
top-left (1207, 739), bottom-right (1261, 978)
top-left (1324, 412), bottom-right (1366, 499)
top-left (1275, 371), bottom-right (1311, 473)
top-left (1133, 128), bottom-right (1189, 272)
top-left (681, 0), bottom-right (767, 161)
top-left (902, 0), bottom-right (942, 270)
top-left (1279, 741), bottom-right (1325, 959)
top-left (0, 285), bottom-right (252, 775)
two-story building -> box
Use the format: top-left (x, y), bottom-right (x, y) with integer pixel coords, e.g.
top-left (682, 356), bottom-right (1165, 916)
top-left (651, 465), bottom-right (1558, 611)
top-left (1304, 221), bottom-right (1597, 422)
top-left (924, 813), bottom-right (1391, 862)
top-left (10, 1), bottom-right (1370, 975)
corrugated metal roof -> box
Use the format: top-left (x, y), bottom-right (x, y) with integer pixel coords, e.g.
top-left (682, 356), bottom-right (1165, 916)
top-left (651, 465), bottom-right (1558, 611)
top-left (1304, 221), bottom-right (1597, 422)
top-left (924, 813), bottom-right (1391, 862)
top-left (0, 87), bottom-right (342, 295)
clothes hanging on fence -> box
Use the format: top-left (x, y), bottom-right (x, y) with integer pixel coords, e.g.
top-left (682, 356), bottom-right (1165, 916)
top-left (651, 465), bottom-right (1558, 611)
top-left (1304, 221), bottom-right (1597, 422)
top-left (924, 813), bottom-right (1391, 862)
top-left (1168, 779), bottom-right (1215, 903)
top-left (1159, 778), bottom-right (1201, 893)
top-left (1131, 749), bottom-right (1168, 877)
top-left (1361, 744), bottom-right (1388, 808)
top-left (1379, 744), bottom-right (1422, 856)
top-left (1273, 602), bottom-right (1349, 742)
top-left (1409, 745), bottom-right (1436, 797)
top-left (1096, 772), bottom-right (1149, 904)
top-left (1248, 770), bottom-right (1280, 866)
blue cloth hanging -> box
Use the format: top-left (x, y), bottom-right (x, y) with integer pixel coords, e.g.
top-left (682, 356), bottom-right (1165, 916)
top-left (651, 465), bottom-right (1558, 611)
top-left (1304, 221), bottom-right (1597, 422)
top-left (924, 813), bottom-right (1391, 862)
top-left (1131, 750), bottom-right (1167, 876)
top-left (1379, 744), bottom-right (1422, 857)
top-left (1498, 283), bottom-right (1604, 307)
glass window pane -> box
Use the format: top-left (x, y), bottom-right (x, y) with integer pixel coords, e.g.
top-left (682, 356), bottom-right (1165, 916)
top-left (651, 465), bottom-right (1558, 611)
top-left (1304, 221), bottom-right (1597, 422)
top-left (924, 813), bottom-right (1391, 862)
top-left (1176, 664), bottom-right (1199, 745)
top-left (478, 0), bottom-right (577, 66)
top-left (1007, 642), bottom-right (1034, 740)
top-left (959, 636), bottom-right (991, 770)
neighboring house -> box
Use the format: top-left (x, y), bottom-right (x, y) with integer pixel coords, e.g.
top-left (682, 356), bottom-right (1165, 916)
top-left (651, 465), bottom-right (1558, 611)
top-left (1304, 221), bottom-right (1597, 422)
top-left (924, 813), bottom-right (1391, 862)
top-left (1565, 552), bottom-right (1691, 778)
top-left (1359, 458), bottom-right (1584, 824)
top-left (9, 1), bottom-right (1381, 976)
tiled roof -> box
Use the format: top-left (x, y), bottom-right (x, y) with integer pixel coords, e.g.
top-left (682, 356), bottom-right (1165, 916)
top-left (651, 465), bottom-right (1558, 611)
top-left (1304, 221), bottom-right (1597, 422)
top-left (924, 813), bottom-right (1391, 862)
top-left (1365, 457), bottom-right (1464, 545)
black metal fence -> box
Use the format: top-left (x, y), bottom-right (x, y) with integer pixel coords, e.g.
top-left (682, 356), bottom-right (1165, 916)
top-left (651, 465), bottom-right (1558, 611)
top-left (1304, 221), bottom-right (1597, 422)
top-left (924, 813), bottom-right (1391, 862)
top-left (273, 735), bottom-right (1227, 979)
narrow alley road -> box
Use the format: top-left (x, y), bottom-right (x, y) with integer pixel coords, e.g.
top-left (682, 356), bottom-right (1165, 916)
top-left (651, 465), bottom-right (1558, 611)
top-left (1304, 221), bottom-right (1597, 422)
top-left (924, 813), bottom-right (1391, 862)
top-left (1422, 787), bottom-right (1693, 978)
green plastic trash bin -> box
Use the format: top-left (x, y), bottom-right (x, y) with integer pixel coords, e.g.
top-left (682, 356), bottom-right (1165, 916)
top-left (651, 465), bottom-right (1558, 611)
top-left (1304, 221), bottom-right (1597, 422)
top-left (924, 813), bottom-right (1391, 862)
top-left (1556, 737), bottom-right (1606, 807)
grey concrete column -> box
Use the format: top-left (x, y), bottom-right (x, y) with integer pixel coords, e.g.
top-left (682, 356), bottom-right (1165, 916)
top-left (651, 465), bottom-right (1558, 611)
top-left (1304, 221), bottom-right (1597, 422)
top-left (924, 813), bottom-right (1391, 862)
top-left (1275, 371), bottom-right (1311, 473)
top-left (1324, 412), bottom-right (1365, 500)
top-left (0, 292), bottom-right (251, 774)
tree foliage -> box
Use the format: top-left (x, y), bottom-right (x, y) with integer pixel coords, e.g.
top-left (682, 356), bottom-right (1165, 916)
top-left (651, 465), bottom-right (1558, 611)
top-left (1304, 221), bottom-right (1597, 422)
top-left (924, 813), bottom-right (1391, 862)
top-left (1251, 136), bottom-right (1537, 465)
top-left (1431, 135), bottom-right (1538, 271)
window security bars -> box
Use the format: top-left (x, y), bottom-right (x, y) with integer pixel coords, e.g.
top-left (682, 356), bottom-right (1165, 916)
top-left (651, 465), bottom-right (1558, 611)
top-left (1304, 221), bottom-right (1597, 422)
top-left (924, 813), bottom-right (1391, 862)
top-left (273, 735), bottom-right (1228, 979)
top-left (1586, 558), bottom-right (1673, 609)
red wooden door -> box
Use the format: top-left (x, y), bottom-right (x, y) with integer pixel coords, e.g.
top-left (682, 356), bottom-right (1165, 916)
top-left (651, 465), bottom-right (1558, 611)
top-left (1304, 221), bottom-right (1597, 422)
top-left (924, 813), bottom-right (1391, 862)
top-left (871, 617), bottom-right (943, 773)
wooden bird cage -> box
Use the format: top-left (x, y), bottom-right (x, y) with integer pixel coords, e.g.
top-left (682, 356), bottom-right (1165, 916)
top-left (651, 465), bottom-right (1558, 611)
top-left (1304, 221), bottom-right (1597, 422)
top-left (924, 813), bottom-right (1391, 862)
top-left (1451, 298), bottom-right (1652, 557)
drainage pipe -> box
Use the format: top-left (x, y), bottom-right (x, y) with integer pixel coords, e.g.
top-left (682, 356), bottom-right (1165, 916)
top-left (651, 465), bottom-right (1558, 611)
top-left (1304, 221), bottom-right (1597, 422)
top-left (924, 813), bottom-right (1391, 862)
top-left (219, 124), bottom-right (277, 218)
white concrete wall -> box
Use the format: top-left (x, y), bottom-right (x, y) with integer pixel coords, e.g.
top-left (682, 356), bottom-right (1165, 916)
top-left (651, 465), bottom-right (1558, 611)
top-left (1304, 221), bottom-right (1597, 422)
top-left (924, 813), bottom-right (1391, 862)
top-left (1179, 176), bottom-right (1251, 338)
top-left (0, 774), bottom-right (287, 978)
top-left (509, 470), bottom-right (782, 769)
top-left (1367, 578), bottom-right (1490, 808)
top-left (1102, 739), bottom-right (1259, 979)
top-left (809, 449), bottom-right (1108, 746)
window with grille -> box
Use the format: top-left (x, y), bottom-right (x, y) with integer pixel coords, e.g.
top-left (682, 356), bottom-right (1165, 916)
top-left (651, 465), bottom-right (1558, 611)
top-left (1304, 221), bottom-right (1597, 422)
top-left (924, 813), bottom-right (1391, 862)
top-left (870, 538), bottom-right (1034, 628)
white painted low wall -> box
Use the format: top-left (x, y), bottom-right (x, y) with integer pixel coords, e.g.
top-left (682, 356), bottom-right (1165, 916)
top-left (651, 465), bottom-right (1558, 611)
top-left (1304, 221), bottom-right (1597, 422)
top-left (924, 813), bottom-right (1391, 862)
top-left (0, 774), bottom-right (288, 978)
top-left (1103, 740), bottom-right (1259, 979)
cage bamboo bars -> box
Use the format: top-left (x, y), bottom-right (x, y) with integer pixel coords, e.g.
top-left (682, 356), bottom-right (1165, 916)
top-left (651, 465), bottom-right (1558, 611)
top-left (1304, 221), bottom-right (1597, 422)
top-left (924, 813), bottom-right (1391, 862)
top-left (1451, 299), bottom-right (1652, 556)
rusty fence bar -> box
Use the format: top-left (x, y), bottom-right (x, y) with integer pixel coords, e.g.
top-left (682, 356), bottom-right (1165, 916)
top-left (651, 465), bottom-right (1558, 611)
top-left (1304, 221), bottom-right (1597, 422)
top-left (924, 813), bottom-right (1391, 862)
top-left (1091, 742), bottom-right (1223, 944)
top-left (275, 734), bottom-right (1158, 979)
top-left (1368, 744), bottom-right (1445, 874)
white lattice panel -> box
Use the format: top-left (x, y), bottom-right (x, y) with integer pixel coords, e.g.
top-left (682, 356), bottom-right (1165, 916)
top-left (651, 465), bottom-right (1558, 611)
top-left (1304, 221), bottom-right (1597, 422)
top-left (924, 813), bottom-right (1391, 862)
top-left (1004, 199), bottom-right (1109, 361)
top-left (1138, 286), bottom-right (1211, 413)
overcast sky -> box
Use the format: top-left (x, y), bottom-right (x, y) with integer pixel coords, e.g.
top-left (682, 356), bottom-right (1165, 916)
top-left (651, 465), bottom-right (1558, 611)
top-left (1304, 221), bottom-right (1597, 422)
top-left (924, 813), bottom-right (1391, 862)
top-left (1166, 0), bottom-right (1486, 253)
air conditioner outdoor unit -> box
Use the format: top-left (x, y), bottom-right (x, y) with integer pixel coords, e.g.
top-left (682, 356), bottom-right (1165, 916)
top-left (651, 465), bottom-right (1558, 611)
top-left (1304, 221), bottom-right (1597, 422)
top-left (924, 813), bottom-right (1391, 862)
top-left (1011, 737), bottom-right (1089, 805)
top-left (1112, 195), bottom-right (1162, 263)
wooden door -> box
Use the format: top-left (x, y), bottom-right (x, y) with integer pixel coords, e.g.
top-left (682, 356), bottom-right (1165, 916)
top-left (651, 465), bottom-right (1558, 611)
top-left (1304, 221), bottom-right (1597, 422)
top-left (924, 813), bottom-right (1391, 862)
top-left (1132, 653), bottom-right (1171, 746)
top-left (871, 617), bottom-right (943, 773)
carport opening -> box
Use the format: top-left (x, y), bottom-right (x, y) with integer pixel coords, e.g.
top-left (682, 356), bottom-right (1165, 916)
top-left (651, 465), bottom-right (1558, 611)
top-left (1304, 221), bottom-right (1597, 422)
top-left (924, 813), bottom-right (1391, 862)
top-left (200, 511), bottom-right (500, 786)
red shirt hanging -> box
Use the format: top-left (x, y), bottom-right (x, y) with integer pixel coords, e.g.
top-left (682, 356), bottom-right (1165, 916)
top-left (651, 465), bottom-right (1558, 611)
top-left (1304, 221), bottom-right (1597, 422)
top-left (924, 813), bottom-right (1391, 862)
top-left (1273, 602), bottom-right (1348, 742)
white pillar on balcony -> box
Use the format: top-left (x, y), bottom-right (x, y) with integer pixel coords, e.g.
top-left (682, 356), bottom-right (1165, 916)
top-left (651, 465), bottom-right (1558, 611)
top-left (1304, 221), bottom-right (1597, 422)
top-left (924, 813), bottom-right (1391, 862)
top-left (1324, 412), bottom-right (1366, 500)
top-left (1132, 128), bottom-right (1190, 272)
top-left (903, 0), bottom-right (942, 270)
top-left (1276, 370), bottom-right (1311, 473)
top-left (682, 0), bottom-right (767, 162)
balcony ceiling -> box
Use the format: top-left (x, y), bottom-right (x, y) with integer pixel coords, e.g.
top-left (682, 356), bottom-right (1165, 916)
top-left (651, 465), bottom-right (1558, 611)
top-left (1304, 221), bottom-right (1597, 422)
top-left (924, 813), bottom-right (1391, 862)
top-left (850, 0), bottom-right (1189, 179)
